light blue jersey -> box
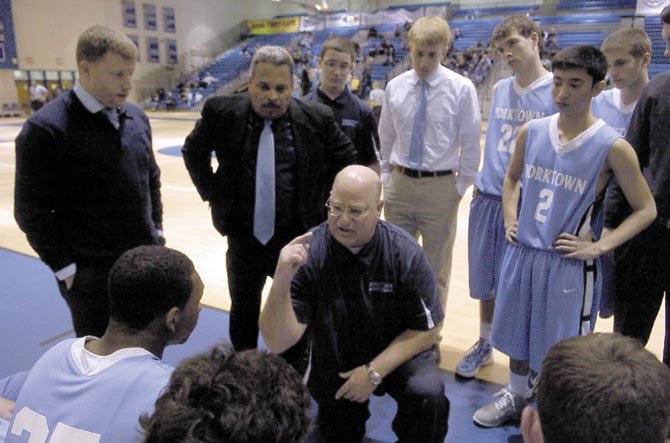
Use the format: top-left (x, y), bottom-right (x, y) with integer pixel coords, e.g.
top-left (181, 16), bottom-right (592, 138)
top-left (5, 338), bottom-right (172, 443)
top-left (591, 88), bottom-right (636, 137)
top-left (492, 114), bottom-right (621, 372)
top-left (474, 74), bottom-right (556, 196)
top-left (515, 115), bottom-right (619, 250)
top-left (469, 73), bottom-right (555, 299)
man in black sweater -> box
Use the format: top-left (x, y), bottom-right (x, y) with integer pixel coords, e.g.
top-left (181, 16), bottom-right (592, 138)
top-left (605, 5), bottom-right (670, 366)
top-left (14, 25), bottom-right (164, 337)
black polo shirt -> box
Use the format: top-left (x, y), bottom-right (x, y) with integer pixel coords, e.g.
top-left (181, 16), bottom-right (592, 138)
top-left (291, 220), bottom-right (443, 378)
top-left (304, 87), bottom-right (380, 166)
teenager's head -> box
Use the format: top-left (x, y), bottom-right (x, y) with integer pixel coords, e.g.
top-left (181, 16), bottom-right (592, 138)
top-left (551, 45), bottom-right (608, 85)
top-left (600, 28), bottom-right (651, 90)
top-left (108, 245), bottom-right (203, 343)
top-left (319, 37), bottom-right (355, 95)
top-left (491, 15), bottom-right (542, 71)
top-left (142, 343), bottom-right (312, 443)
top-left (522, 333), bottom-right (670, 443)
top-left (551, 46), bottom-right (607, 114)
top-left (409, 17), bottom-right (451, 80)
top-left (76, 25), bottom-right (138, 107)
top-left (662, 5), bottom-right (670, 58)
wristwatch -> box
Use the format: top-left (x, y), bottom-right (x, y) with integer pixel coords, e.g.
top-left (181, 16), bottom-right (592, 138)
top-left (365, 363), bottom-right (382, 385)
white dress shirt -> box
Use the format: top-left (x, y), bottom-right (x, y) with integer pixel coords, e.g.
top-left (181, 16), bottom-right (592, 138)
top-left (379, 65), bottom-right (482, 196)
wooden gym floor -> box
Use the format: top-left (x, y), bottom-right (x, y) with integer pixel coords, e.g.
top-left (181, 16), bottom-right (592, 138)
top-left (0, 111), bottom-right (665, 385)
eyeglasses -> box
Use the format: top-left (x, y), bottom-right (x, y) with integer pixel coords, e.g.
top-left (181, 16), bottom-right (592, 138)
top-left (325, 198), bottom-right (375, 219)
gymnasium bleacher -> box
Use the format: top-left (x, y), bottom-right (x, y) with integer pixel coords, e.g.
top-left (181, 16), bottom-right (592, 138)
top-left (152, 0), bottom-right (669, 111)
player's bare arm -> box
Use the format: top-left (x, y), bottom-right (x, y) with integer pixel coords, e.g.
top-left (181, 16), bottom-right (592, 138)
top-left (502, 123), bottom-right (528, 244)
top-left (555, 138), bottom-right (656, 260)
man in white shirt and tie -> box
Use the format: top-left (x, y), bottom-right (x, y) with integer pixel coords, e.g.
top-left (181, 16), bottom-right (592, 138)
top-left (379, 16), bottom-right (482, 311)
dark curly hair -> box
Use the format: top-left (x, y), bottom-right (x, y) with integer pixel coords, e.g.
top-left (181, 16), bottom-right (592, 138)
top-left (141, 343), bottom-right (312, 443)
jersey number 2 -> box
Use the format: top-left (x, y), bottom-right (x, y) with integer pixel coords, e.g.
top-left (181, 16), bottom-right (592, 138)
top-left (534, 188), bottom-right (554, 223)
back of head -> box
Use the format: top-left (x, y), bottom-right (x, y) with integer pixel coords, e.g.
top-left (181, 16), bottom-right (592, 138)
top-left (250, 45), bottom-right (294, 79)
top-left (108, 245), bottom-right (194, 331)
top-left (491, 14), bottom-right (543, 49)
top-left (551, 45), bottom-right (608, 85)
top-left (409, 16), bottom-right (452, 48)
top-left (142, 343), bottom-right (312, 443)
top-left (76, 24), bottom-right (138, 63)
top-left (537, 333), bottom-right (670, 443)
top-left (601, 28), bottom-right (651, 59)
top-left (320, 36), bottom-right (355, 63)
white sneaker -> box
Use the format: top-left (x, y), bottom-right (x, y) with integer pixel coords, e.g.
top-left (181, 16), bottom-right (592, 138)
top-left (473, 388), bottom-right (528, 428)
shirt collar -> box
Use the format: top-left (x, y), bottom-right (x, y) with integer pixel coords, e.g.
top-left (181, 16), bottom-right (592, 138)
top-left (412, 65), bottom-right (442, 88)
top-left (316, 86), bottom-right (349, 107)
top-left (73, 82), bottom-right (108, 114)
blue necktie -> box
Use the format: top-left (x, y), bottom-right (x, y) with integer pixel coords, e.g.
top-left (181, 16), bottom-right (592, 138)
top-left (253, 120), bottom-right (275, 245)
top-left (408, 80), bottom-right (428, 169)
top-left (103, 107), bottom-right (120, 129)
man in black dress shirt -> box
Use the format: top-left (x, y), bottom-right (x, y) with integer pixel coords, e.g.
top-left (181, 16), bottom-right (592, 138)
top-left (182, 45), bottom-right (357, 352)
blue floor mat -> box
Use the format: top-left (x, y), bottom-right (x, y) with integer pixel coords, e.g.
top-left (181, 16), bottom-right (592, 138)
top-left (0, 248), bottom-right (523, 442)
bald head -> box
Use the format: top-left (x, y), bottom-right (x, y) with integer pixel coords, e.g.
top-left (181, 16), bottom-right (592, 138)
top-left (328, 166), bottom-right (383, 249)
top-left (332, 165), bottom-right (382, 206)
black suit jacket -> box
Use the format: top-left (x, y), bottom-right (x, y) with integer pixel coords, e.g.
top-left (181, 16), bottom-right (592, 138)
top-left (182, 93), bottom-right (357, 236)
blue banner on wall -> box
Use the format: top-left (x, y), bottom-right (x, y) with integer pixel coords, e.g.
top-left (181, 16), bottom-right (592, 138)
top-left (163, 6), bottom-right (176, 33)
top-left (147, 36), bottom-right (160, 63)
top-left (166, 39), bottom-right (177, 64)
top-left (144, 3), bottom-right (157, 31)
top-left (122, 1), bottom-right (137, 28)
top-left (0, 0), bottom-right (17, 68)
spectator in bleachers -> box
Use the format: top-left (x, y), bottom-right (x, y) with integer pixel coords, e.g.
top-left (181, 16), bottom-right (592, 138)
top-left (304, 36), bottom-right (380, 173)
top-left (379, 16), bottom-right (481, 311)
top-left (300, 67), bottom-right (312, 97)
top-left (367, 26), bottom-right (378, 39)
top-left (200, 71), bottom-right (218, 87)
top-left (368, 80), bottom-right (384, 125)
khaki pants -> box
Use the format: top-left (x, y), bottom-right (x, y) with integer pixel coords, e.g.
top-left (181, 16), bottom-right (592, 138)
top-left (383, 169), bottom-right (462, 310)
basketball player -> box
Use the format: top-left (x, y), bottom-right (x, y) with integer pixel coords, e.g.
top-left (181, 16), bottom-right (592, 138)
top-left (473, 45), bottom-right (656, 428)
top-left (457, 15), bottom-right (557, 379)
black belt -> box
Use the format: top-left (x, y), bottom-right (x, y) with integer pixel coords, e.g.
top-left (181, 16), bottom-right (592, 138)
top-left (393, 165), bottom-right (453, 178)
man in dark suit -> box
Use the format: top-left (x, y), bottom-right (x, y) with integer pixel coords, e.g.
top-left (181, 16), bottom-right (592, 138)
top-left (182, 45), bottom-right (357, 352)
